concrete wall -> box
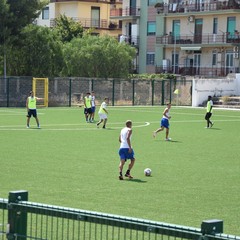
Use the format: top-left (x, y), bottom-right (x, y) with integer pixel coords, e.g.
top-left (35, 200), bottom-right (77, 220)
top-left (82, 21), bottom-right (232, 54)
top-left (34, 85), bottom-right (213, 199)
top-left (192, 74), bottom-right (240, 106)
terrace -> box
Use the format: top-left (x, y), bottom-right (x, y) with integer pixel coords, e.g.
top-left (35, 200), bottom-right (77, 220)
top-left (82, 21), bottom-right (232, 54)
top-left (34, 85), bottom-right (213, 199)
top-left (159, 0), bottom-right (240, 14)
top-left (156, 32), bottom-right (240, 45)
top-left (155, 65), bottom-right (239, 77)
top-left (110, 7), bottom-right (141, 17)
top-left (50, 18), bottom-right (121, 30)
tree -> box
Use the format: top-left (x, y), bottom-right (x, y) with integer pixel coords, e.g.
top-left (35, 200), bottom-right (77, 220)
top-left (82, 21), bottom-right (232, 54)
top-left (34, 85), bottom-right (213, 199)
top-left (0, 0), bottom-right (48, 76)
top-left (7, 25), bottom-right (64, 77)
top-left (4, 0), bottom-right (47, 38)
top-left (62, 35), bottom-right (136, 78)
top-left (54, 14), bottom-right (84, 43)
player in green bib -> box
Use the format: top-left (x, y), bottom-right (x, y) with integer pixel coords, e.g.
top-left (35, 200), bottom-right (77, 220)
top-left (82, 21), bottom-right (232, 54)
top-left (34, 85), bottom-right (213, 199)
top-left (26, 91), bottom-right (43, 128)
top-left (205, 95), bottom-right (214, 128)
top-left (83, 92), bottom-right (93, 122)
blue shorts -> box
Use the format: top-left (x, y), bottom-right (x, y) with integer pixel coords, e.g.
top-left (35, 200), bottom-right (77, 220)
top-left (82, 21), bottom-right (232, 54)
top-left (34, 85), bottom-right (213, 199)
top-left (92, 106), bottom-right (96, 113)
top-left (119, 148), bottom-right (135, 161)
top-left (161, 118), bottom-right (169, 129)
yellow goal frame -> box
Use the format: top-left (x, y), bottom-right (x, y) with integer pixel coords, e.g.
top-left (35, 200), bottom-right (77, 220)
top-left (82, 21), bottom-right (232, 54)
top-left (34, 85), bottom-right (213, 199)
top-left (32, 78), bottom-right (49, 107)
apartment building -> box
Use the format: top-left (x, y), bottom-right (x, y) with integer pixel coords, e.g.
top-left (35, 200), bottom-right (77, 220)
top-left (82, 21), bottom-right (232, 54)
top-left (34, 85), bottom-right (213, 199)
top-left (36, 0), bottom-right (240, 76)
top-left (36, 0), bottom-right (122, 37)
top-left (110, 0), bottom-right (160, 74)
top-left (155, 0), bottom-right (240, 77)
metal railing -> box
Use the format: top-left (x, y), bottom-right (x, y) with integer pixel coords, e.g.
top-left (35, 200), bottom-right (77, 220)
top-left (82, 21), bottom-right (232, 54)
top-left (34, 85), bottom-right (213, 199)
top-left (156, 33), bottom-right (240, 45)
top-left (50, 18), bottom-right (120, 30)
top-left (155, 65), bottom-right (239, 77)
top-left (1, 191), bottom-right (240, 240)
top-left (162, 0), bottom-right (240, 14)
top-left (110, 7), bottom-right (141, 17)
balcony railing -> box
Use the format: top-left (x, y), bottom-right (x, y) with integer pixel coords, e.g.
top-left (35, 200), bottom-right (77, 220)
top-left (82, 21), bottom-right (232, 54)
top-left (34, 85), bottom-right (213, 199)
top-left (110, 7), bottom-right (141, 17)
top-left (156, 33), bottom-right (240, 45)
top-left (50, 18), bottom-right (121, 30)
top-left (162, 0), bottom-right (240, 14)
top-left (51, 0), bottom-right (112, 3)
top-left (156, 65), bottom-right (239, 77)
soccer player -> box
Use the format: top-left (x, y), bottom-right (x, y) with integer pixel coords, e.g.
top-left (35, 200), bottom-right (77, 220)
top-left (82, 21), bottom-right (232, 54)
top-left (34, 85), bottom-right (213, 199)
top-left (96, 97), bottom-right (109, 129)
top-left (83, 92), bottom-right (92, 123)
top-left (205, 95), bottom-right (214, 128)
top-left (153, 103), bottom-right (172, 141)
top-left (26, 91), bottom-right (43, 128)
top-left (118, 120), bottom-right (135, 180)
top-left (90, 91), bottom-right (96, 122)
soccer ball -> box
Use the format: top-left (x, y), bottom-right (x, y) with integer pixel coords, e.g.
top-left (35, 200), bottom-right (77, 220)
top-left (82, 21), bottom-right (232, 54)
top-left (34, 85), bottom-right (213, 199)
top-left (144, 168), bottom-right (152, 176)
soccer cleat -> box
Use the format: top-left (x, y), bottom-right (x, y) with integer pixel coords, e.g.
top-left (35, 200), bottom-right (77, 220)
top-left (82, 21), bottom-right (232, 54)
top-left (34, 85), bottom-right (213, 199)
top-left (37, 125), bottom-right (41, 129)
top-left (27, 125), bottom-right (30, 129)
top-left (165, 138), bottom-right (171, 141)
top-left (153, 132), bottom-right (157, 138)
top-left (102, 126), bottom-right (106, 129)
top-left (125, 173), bottom-right (133, 179)
top-left (119, 176), bottom-right (124, 180)
top-left (96, 123), bottom-right (100, 128)
top-left (210, 122), bottom-right (214, 128)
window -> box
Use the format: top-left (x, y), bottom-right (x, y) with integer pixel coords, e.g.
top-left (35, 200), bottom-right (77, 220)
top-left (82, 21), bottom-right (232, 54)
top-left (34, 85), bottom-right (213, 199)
top-left (146, 53), bottom-right (155, 65)
top-left (42, 7), bottom-right (49, 20)
top-left (148, 0), bottom-right (157, 6)
top-left (227, 17), bottom-right (236, 35)
top-left (172, 20), bottom-right (180, 39)
top-left (213, 18), bottom-right (218, 34)
top-left (212, 51), bottom-right (217, 66)
top-left (91, 7), bottom-right (100, 28)
top-left (147, 22), bottom-right (156, 36)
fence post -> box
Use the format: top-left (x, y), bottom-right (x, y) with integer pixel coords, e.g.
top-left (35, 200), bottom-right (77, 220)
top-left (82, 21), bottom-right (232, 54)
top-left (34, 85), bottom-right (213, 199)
top-left (69, 78), bottom-right (72, 107)
top-left (112, 79), bottom-right (115, 106)
top-left (161, 80), bottom-right (165, 105)
top-left (6, 77), bottom-right (9, 107)
top-left (151, 80), bottom-right (154, 106)
top-left (132, 79), bottom-right (135, 106)
top-left (7, 190), bottom-right (28, 240)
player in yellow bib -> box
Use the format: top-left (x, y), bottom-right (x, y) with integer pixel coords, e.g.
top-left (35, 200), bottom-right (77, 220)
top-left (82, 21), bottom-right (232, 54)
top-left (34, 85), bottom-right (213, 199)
top-left (83, 92), bottom-right (93, 122)
top-left (205, 95), bottom-right (214, 128)
top-left (26, 91), bottom-right (43, 128)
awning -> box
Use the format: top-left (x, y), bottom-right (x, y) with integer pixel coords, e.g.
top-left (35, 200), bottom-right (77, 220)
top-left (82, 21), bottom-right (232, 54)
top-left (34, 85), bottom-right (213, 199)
top-left (180, 47), bottom-right (201, 51)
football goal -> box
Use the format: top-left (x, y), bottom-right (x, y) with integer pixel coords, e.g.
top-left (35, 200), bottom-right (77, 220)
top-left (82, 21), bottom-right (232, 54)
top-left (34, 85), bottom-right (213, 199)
top-left (32, 78), bottom-right (49, 107)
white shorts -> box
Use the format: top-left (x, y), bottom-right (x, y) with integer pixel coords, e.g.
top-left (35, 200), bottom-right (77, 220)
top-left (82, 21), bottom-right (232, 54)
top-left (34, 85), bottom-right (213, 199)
top-left (98, 113), bottom-right (107, 120)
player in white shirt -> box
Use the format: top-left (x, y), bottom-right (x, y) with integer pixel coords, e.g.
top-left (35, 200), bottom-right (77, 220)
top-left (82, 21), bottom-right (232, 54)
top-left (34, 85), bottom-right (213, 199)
top-left (118, 120), bottom-right (135, 180)
top-left (96, 97), bottom-right (109, 129)
top-left (153, 103), bottom-right (172, 141)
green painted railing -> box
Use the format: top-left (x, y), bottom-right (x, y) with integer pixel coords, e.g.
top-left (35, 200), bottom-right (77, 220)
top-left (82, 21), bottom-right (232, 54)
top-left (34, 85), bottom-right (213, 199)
top-left (1, 191), bottom-right (239, 240)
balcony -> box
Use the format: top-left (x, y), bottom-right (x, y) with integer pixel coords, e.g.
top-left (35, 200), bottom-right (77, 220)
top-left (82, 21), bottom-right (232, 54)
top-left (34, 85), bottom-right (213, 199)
top-left (161, 0), bottom-right (240, 14)
top-left (156, 33), bottom-right (240, 45)
top-left (119, 35), bottom-right (139, 47)
top-left (110, 7), bottom-right (141, 17)
top-left (155, 65), bottom-right (239, 77)
top-left (51, 0), bottom-right (112, 2)
top-left (50, 18), bottom-right (121, 30)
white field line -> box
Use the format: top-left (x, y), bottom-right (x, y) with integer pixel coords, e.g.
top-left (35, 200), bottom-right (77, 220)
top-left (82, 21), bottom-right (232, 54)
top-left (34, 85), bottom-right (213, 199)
top-left (0, 122), bottom-right (150, 131)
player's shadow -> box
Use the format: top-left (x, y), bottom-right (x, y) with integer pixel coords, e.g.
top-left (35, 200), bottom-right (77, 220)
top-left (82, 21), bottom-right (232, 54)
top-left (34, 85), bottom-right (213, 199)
top-left (126, 179), bottom-right (147, 183)
top-left (209, 128), bottom-right (221, 130)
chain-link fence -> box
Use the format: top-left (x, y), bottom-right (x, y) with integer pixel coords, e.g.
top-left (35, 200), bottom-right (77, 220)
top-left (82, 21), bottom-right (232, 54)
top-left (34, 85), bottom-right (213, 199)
top-left (0, 77), bottom-right (192, 107)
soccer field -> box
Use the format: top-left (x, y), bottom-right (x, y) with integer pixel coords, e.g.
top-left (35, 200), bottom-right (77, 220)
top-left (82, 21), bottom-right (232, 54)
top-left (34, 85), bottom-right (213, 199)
top-left (0, 106), bottom-right (239, 236)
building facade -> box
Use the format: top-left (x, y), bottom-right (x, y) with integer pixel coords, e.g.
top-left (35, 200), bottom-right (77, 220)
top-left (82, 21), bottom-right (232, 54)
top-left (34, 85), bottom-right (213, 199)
top-left (36, 0), bottom-right (240, 76)
top-left (36, 0), bottom-right (122, 37)
top-left (155, 0), bottom-right (240, 77)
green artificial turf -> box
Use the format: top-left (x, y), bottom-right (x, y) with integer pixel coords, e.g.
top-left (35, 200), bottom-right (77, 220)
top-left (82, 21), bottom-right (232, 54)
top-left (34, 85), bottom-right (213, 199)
top-left (0, 106), bottom-right (239, 236)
